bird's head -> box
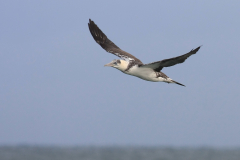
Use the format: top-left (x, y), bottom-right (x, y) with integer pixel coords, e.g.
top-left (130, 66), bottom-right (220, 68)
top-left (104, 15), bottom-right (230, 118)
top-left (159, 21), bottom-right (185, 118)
top-left (104, 59), bottom-right (128, 71)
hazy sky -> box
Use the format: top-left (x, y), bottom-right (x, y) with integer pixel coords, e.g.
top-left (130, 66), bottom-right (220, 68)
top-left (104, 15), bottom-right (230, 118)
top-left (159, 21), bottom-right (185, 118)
top-left (1, 0), bottom-right (240, 147)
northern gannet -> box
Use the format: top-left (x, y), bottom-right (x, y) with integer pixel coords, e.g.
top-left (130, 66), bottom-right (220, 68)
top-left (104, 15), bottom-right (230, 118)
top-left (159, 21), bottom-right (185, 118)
top-left (88, 19), bottom-right (201, 86)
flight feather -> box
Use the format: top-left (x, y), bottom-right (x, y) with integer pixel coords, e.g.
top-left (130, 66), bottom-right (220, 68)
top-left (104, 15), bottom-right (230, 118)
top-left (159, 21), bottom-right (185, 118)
top-left (88, 19), bottom-right (143, 64)
top-left (140, 46), bottom-right (202, 72)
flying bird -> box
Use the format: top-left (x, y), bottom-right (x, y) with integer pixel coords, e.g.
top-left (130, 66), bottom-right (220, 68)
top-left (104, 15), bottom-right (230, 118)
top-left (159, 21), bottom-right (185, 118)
top-left (88, 19), bottom-right (201, 86)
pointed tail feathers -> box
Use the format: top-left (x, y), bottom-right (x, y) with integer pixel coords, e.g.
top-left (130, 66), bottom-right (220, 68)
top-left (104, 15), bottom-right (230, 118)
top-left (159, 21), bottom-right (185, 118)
top-left (171, 80), bottom-right (185, 87)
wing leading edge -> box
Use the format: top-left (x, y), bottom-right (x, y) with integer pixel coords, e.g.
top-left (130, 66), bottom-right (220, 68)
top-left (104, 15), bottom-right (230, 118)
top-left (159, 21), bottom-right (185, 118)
top-left (88, 19), bottom-right (143, 64)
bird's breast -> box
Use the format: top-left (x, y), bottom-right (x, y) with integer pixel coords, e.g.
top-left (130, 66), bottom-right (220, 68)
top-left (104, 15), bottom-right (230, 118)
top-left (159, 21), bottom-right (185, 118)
top-left (124, 65), bottom-right (158, 81)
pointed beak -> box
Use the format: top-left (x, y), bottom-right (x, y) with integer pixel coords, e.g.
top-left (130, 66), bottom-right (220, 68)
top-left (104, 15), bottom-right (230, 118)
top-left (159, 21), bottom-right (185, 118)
top-left (104, 62), bottom-right (113, 67)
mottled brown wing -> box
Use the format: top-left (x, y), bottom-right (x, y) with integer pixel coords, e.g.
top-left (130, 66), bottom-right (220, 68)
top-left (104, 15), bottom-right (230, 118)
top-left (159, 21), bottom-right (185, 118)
top-left (88, 19), bottom-right (143, 64)
top-left (140, 46), bottom-right (201, 72)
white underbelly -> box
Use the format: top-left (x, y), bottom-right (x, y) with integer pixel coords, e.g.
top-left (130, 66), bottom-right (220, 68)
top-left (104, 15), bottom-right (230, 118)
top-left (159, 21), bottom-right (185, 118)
top-left (124, 66), bottom-right (160, 82)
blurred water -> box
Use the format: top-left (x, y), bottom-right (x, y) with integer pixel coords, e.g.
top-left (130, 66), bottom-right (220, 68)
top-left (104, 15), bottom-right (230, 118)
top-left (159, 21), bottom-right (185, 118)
top-left (0, 146), bottom-right (240, 160)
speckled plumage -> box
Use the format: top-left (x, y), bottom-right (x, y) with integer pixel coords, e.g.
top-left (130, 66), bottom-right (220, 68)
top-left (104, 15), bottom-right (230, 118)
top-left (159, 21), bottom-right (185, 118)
top-left (88, 19), bottom-right (201, 86)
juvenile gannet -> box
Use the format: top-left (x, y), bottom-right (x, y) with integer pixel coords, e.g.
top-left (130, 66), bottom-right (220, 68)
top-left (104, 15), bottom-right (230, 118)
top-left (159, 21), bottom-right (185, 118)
top-left (88, 19), bottom-right (201, 86)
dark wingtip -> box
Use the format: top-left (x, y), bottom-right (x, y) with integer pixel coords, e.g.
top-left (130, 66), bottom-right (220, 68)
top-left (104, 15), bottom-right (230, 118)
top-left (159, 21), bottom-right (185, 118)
top-left (191, 45), bottom-right (202, 53)
top-left (197, 45), bottom-right (203, 50)
top-left (88, 19), bottom-right (92, 28)
top-left (88, 19), bottom-right (95, 27)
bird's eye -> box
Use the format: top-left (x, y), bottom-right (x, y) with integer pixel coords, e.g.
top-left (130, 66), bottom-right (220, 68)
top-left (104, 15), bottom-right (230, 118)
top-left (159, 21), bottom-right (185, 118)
top-left (113, 62), bottom-right (117, 65)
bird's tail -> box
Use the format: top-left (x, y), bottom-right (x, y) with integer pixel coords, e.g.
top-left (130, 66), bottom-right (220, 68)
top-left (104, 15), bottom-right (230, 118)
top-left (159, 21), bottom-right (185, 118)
top-left (171, 80), bottom-right (185, 87)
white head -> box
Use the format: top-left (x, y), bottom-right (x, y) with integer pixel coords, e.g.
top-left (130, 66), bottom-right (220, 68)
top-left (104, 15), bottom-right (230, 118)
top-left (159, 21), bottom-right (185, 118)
top-left (104, 59), bottom-right (129, 71)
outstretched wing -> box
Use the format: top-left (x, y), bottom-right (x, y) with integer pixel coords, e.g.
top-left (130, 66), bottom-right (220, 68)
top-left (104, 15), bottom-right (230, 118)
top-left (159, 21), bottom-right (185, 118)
top-left (140, 46), bottom-right (202, 72)
top-left (88, 19), bottom-right (143, 64)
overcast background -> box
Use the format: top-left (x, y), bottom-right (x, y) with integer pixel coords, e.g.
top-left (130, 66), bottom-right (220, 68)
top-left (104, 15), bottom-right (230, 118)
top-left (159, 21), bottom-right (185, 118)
top-left (0, 0), bottom-right (240, 147)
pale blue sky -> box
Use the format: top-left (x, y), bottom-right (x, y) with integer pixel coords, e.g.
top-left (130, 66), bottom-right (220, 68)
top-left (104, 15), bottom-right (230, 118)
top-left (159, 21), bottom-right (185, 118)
top-left (0, 0), bottom-right (240, 147)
